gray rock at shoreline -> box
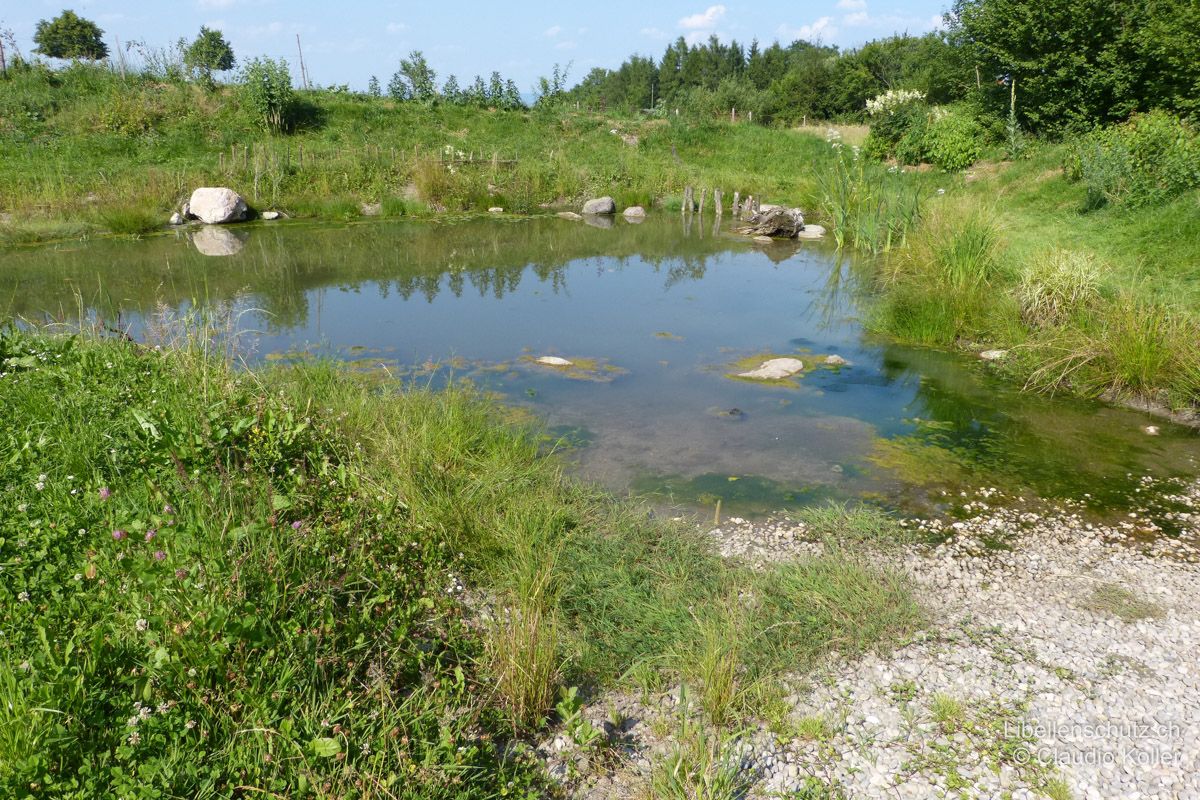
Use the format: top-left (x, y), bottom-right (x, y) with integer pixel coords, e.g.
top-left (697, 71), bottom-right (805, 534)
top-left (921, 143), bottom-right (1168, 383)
top-left (740, 206), bottom-right (806, 238)
top-left (557, 211), bottom-right (584, 222)
top-left (168, 212), bottom-right (184, 226)
top-left (582, 197), bottom-right (616, 215)
top-left (261, 211), bottom-right (282, 221)
top-left (623, 206), bottom-right (647, 219)
top-left (187, 187), bottom-right (249, 225)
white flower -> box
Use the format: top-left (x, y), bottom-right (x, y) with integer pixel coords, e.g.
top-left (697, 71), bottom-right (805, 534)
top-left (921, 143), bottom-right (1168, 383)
top-left (185, 719), bottom-right (197, 730)
top-left (136, 618), bottom-right (149, 632)
top-left (17, 592), bottom-right (29, 603)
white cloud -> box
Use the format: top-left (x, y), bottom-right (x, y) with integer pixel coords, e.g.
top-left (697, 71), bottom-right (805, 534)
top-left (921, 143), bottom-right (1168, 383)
top-left (385, 22), bottom-right (408, 34)
top-left (544, 25), bottom-right (562, 38)
top-left (640, 26), bottom-right (668, 39)
top-left (197, 0), bottom-right (237, 9)
top-left (843, 11), bottom-right (871, 26)
top-left (555, 40), bottom-right (577, 50)
top-left (836, 0), bottom-right (867, 9)
top-left (778, 16), bottom-right (837, 41)
top-left (679, 5), bottom-right (726, 30)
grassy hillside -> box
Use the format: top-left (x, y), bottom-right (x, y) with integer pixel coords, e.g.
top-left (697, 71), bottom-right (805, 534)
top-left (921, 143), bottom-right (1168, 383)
top-left (0, 64), bottom-right (841, 243)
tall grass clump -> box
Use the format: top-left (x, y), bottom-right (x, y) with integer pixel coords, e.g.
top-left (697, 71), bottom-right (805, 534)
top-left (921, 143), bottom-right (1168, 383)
top-left (874, 202), bottom-right (1009, 345)
top-left (1017, 249), bottom-right (1103, 329)
top-left (1026, 292), bottom-right (1200, 403)
top-left (816, 147), bottom-right (926, 255)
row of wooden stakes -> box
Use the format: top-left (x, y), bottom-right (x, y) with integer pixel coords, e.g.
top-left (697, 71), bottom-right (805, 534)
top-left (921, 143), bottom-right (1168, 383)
top-left (681, 186), bottom-right (762, 219)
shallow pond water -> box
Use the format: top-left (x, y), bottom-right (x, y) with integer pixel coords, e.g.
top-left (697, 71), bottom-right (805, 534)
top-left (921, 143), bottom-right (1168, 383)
top-left (5, 215), bottom-right (1197, 523)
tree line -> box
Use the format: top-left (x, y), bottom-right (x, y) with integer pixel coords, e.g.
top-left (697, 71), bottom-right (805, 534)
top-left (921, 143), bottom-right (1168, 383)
top-left (566, 0), bottom-right (1200, 134)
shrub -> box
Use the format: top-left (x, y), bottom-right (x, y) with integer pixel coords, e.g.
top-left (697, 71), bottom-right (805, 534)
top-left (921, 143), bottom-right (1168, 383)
top-left (924, 108), bottom-right (984, 171)
top-left (1066, 111), bottom-right (1200, 208)
top-left (239, 57), bottom-right (296, 133)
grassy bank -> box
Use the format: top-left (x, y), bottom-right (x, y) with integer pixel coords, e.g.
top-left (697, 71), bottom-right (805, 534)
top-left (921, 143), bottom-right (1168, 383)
top-left (855, 144), bottom-right (1200, 413)
top-left (0, 64), bottom-right (845, 244)
top-left (0, 324), bottom-right (920, 798)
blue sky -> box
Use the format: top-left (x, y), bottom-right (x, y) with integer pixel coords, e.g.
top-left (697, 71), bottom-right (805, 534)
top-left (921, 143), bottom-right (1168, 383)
top-left (2, 1), bottom-right (949, 91)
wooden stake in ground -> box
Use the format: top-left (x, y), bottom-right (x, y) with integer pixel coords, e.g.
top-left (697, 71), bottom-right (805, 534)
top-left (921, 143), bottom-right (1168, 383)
top-left (732, 191), bottom-right (740, 217)
top-left (698, 187), bottom-right (706, 216)
top-left (683, 186), bottom-right (694, 214)
top-left (0, 38), bottom-right (6, 77)
top-left (714, 188), bottom-right (723, 217)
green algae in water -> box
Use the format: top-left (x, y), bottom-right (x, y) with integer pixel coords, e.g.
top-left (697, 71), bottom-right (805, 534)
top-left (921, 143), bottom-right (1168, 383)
top-left (633, 472), bottom-right (842, 517)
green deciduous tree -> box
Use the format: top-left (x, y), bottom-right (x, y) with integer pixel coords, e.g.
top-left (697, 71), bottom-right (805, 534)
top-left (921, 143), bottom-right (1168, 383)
top-left (184, 26), bottom-right (235, 88)
top-left (33, 10), bottom-right (108, 61)
top-left (950, 0), bottom-right (1200, 133)
top-left (389, 50), bottom-right (437, 103)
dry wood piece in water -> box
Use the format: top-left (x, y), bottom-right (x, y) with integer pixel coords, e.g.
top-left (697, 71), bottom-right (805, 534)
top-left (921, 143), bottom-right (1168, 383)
top-left (739, 206), bottom-right (806, 238)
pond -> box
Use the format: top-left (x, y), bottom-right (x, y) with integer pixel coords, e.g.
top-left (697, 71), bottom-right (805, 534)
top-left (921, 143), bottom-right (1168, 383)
top-left (4, 215), bottom-right (1197, 526)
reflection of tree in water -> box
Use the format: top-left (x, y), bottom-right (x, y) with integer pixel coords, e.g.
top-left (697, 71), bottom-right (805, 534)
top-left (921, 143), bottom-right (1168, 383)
top-left (1, 216), bottom-right (743, 328)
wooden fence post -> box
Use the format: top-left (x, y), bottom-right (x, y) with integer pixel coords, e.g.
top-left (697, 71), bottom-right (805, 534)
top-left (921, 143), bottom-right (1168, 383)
top-left (714, 189), bottom-right (723, 217)
top-left (698, 187), bottom-right (706, 216)
top-left (732, 191), bottom-right (740, 216)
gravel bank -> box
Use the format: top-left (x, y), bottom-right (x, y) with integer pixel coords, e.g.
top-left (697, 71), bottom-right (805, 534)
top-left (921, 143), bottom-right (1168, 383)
top-left (543, 481), bottom-right (1200, 799)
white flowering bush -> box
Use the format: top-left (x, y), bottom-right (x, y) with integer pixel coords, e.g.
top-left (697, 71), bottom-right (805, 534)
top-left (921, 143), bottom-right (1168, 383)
top-left (866, 89), bottom-right (927, 117)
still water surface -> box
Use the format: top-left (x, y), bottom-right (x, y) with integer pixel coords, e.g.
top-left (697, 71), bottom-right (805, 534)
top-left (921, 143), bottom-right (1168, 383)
top-left (5, 216), bottom-right (1196, 522)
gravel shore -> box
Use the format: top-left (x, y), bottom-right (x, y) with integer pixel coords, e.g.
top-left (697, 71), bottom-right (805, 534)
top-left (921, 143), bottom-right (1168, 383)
top-left (543, 480), bottom-right (1200, 799)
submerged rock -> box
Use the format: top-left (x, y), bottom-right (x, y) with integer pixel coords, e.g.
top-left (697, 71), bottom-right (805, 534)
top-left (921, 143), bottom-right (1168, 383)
top-left (824, 354), bottom-right (849, 366)
top-left (796, 224), bottom-right (827, 240)
top-left (979, 350), bottom-right (1008, 361)
top-left (187, 187), bottom-right (249, 225)
top-left (623, 206), bottom-right (647, 219)
top-left (557, 211), bottom-right (584, 221)
top-left (488, 207), bottom-right (504, 213)
top-left (536, 356), bottom-right (574, 367)
top-left (261, 211), bottom-right (282, 221)
top-left (738, 358), bottom-right (805, 380)
top-left (582, 197), bottom-right (616, 215)
top-left (707, 407), bottom-right (746, 420)
top-left (753, 235), bottom-right (775, 244)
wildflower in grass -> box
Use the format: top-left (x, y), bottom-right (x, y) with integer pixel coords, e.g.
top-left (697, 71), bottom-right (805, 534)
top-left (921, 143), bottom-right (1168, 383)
top-left (175, 568), bottom-right (188, 579)
top-left (127, 731), bottom-right (141, 746)
top-left (136, 618), bottom-right (149, 632)
top-left (185, 719), bottom-right (196, 730)
top-left (145, 529), bottom-right (157, 542)
top-left (112, 529), bottom-right (128, 541)
top-left (153, 550), bottom-right (166, 561)
top-left (292, 520), bottom-right (302, 530)
top-left (99, 487), bottom-right (111, 500)
top-left (17, 503), bottom-right (27, 512)
top-left (17, 591), bottom-right (30, 602)
top-left (163, 503), bottom-right (174, 515)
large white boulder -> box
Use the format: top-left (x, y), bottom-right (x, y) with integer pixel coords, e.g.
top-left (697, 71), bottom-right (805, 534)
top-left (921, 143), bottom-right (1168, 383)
top-left (187, 187), bottom-right (249, 224)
